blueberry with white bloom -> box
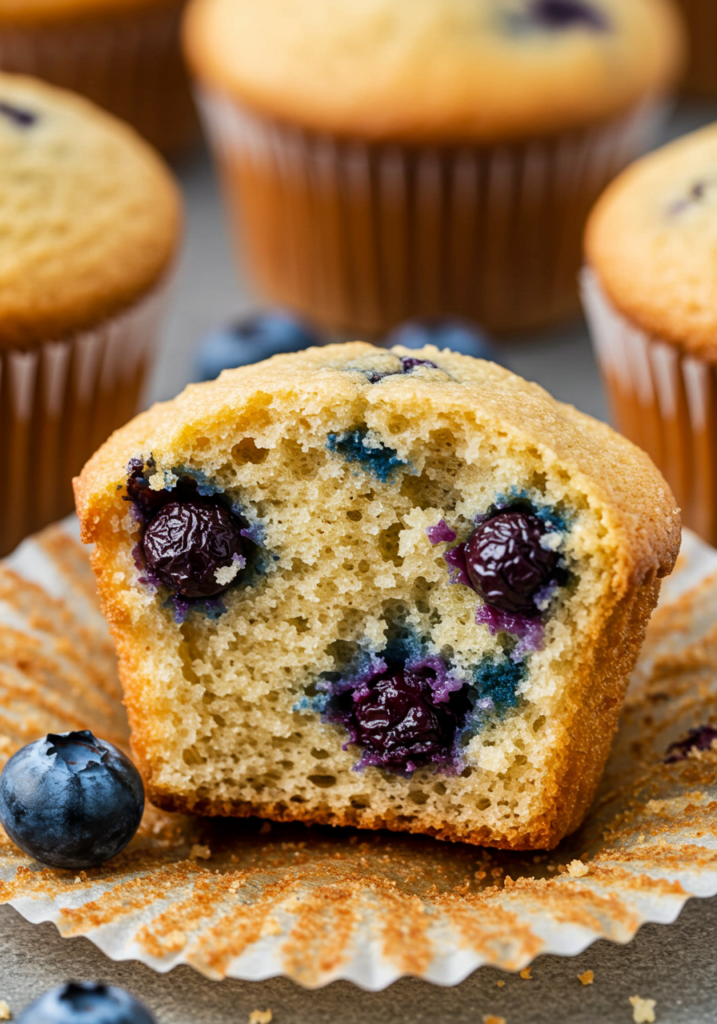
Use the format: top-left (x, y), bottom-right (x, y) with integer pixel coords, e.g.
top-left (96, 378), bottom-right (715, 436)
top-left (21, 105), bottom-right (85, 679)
top-left (17, 982), bottom-right (155, 1024)
top-left (0, 730), bottom-right (144, 869)
top-left (194, 309), bottom-right (325, 381)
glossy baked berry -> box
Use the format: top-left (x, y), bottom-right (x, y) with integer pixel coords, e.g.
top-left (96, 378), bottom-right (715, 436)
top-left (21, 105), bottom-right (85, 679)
top-left (665, 725), bottom-right (717, 763)
top-left (142, 500), bottom-right (246, 599)
top-left (530, 0), bottom-right (608, 29)
top-left (0, 731), bottom-right (144, 870)
top-left (125, 459), bottom-right (169, 521)
top-left (17, 982), bottom-right (156, 1024)
top-left (465, 510), bottom-right (560, 617)
top-left (348, 666), bottom-right (467, 772)
top-left (386, 317), bottom-right (505, 365)
top-left (194, 310), bottom-right (324, 382)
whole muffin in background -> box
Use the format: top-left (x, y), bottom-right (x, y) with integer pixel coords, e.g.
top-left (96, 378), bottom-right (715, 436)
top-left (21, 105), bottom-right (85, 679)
top-left (673, 0), bottom-right (717, 97)
top-left (183, 0), bottom-right (684, 338)
top-left (584, 122), bottom-right (717, 547)
top-left (0, 0), bottom-right (198, 155)
top-left (0, 73), bottom-right (181, 557)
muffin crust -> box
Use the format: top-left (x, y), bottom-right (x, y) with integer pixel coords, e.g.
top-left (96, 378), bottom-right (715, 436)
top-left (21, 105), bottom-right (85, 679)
top-left (76, 343), bottom-right (680, 849)
top-left (184, 0), bottom-right (683, 143)
top-left (0, 73), bottom-right (180, 349)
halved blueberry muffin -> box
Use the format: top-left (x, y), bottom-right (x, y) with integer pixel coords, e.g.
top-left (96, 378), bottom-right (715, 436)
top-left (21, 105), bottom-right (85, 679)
top-left (74, 343), bottom-right (680, 849)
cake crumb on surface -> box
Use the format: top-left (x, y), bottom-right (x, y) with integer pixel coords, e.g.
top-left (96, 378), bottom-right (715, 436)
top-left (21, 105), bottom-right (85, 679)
top-left (567, 859), bottom-right (590, 878)
top-left (578, 970), bottom-right (594, 986)
top-left (520, 967), bottom-right (532, 979)
top-left (483, 1016), bottom-right (506, 1024)
top-left (630, 996), bottom-right (656, 1023)
top-left (248, 1011), bottom-right (272, 1024)
top-left (190, 844), bottom-right (212, 860)
top-left (496, 980), bottom-right (506, 988)
top-left (0, 1000), bottom-right (10, 1020)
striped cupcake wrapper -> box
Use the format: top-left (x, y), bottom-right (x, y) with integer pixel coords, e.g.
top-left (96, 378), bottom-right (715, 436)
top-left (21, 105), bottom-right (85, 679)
top-left (0, 1), bottom-right (198, 154)
top-left (199, 89), bottom-right (666, 337)
top-left (0, 278), bottom-right (170, 558)
top-left (583, 267), bottom-right (717, 545)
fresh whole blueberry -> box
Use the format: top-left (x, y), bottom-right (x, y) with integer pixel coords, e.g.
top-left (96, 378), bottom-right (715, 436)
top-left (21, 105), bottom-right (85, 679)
top-left (194, 310), bottom-right (325, 382)
top-left (529, 0), bottom-right (608, 30)
top-left (0, 731), bottom-right (144, 870)
top-left (665, 725), bottom-right (717, 763)
top-left (347, 666), bottom-right (468, 772)
top-left (385, 317), bottom-right (506, 365)
top-left (142, 500), bottom-right (247, 599)
top-left (17, 982), bottom-right (156, 1024)
top-left (465, 510), bottom-right (561, 616)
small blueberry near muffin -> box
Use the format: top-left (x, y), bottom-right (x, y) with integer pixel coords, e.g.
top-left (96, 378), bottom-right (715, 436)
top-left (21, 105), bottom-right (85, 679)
top-left (75, 342), bottom-right (679, 849)
top-left (194, 309), bottom-right (325, 382)
top-left (0, 730), bottom-right (144, 869)
top-left (17, 982), bottom-right (156, 1024)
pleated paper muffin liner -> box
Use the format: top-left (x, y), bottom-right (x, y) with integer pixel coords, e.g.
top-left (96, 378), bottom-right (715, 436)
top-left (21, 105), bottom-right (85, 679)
top-left (2, 524), bottom-right (717, 989)
top-left (582, 267), bottom-right (717, 547)
top-left (198, 88), bottom-right (666, 337)
top-left (0, 280), bottom-right (170, 559)
top-left (0, 1), bottom-right (198, 154)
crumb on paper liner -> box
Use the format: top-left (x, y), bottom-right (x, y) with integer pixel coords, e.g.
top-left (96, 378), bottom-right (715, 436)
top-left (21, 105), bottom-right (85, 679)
top-left (1, 526), bottom-right (717, 989)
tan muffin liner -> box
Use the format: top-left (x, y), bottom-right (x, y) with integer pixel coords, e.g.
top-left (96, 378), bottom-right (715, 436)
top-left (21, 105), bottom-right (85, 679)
top-left (674, 0), bottom-right (717, 97)
top-left (198, 89), bottom-right (666, 337)
top-left (2, 523), bottom-right (717, 988)
top-left (582, 268), bottom-right (717, 546)
top-left (0, 1), bottom-right (198, 154)
top-left (0, 281), bottom-right (169, 559)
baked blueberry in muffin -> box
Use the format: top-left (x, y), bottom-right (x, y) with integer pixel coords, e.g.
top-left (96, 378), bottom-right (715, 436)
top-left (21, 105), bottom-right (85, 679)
top-left (75, 343), bottom-right (679, 849)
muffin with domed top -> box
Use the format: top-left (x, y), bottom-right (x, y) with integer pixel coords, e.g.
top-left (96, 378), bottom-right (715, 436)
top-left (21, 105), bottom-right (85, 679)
top-left (0, 71), bottom-right (181, 556)
top-left (0, 0), bottom-right (198, 154)
top-left (75, 342), bottom-right (679, 850)
top-left (184, 0), bottom-right (684, 337)
top-left (584, 121), bottom-right (717, 548)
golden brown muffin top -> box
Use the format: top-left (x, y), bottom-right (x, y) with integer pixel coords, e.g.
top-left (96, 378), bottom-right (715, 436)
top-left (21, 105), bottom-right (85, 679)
top-left (184, 0), bottom-right (683, 143)
top-left (76, 342), bottom-right (680, 590)
top-left (0, 0), bottom-right (180, 23)
top-left (0, 73), bottom-right (181, 349)
top-left (586, 121), bottom-right (717, 359)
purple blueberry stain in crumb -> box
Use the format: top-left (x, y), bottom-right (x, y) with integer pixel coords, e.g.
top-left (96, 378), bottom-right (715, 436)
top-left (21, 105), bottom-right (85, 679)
top-left (426, 519), bottom-right (457, 545)
top-left (319, 656), bottom-right (472, 774)
top-left (475, 604), bottom-right (544, 660)
top-left (364, 357), bottom-right (439, 384)
top-left (400, 356), bottom-right (438, 371)
top-left (143, 500), bottom-right (246, 600)
top-left (528, 0), bottom-right (609, 30)
top-left (444, 542), bottom-right (472, 587)
top-left (665, 725), bottom-right (717, 763)
top-left (0, 100), bottom-right (38, 127)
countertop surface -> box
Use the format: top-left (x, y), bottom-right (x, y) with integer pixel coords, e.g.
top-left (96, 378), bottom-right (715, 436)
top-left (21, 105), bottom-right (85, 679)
top-left (2, 102), bottom-right (717, 1023)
